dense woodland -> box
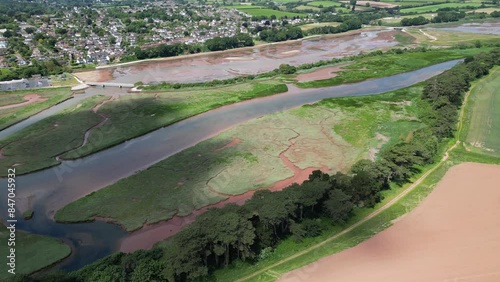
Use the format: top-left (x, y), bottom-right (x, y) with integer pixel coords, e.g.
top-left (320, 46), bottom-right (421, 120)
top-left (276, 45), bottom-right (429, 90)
top-left (123, 33), bottom-right (255, 61)
top-left (9, 48), bottom-right (500, 282)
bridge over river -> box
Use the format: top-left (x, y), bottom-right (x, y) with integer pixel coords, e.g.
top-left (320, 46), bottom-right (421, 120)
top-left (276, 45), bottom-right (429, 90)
top-left (85, 82), bottom-right (135, 88)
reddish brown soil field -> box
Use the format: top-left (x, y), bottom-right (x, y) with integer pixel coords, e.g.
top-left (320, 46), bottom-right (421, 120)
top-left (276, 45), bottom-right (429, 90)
top-left (280, 162), bottom-right (500, 282)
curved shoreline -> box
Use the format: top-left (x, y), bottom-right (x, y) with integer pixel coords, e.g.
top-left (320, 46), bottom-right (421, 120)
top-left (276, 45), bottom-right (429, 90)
top-left (0, 59), bottom-right (462, 273)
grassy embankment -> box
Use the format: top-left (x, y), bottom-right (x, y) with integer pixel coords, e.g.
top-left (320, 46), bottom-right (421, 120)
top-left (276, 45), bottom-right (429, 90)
top-left (0, 81), bottom-right (287, 176)
top-left (55, 85), bottom-right (426, 231)
top-left (295, 48), bottom-right (495, 88)
top-left (0, 87), bottom-right (73, 130)
top-left (213, 57), bottom-right (500, 282)
top-left (0, 223), bottom-right (71, 281)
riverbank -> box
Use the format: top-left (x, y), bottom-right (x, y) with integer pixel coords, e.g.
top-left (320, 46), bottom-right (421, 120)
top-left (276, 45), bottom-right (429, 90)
top-left (92, 28), bottom-right (381, 71)
top-left (74, 28), bottom-right (400, 84)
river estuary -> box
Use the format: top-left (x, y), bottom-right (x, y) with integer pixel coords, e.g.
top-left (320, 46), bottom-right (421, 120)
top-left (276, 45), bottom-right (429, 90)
top-left (0, 59), bottom-right (462, 271)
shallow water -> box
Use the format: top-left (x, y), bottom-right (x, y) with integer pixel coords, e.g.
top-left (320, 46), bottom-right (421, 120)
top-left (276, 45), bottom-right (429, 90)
top-left (0, 60), bottom-right (461, 271)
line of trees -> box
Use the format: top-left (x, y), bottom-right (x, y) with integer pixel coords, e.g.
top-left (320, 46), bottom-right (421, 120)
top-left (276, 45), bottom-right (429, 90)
top-left (127, 33), bottom-right (255, 61)
top-left (308, 17), bottom-right (362, 35)
top-left (258, 26), bottom-right (303, 42)
top-left (430, 11), bottom-right (466, 23)
top-left (13, 48), bottom-right (499, 282)
top-left (401, 16), bottom-right (430, 26)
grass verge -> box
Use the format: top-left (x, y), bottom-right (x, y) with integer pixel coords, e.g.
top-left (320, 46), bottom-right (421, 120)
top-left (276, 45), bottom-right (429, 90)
top-left (213, 59), bottom-right (500, 282)
top-left (295, 48), bottom-right (492, 88)
top-left (0, 88), bottom-right (73, 130)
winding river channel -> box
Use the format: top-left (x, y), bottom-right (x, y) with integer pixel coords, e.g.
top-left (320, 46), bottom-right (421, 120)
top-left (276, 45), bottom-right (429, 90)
top-left (0, 59), bottom-right (462, 271)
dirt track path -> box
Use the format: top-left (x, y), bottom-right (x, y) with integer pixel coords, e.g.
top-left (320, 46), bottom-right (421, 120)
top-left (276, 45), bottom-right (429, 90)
top-left (419, 29), bottom-right (438, 42)
top-left (237, 69), bottom-right (472, 282)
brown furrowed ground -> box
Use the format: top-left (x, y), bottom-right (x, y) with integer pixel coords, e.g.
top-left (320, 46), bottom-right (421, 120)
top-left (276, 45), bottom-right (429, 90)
top-left (280, 162), bottom-right (500, 282)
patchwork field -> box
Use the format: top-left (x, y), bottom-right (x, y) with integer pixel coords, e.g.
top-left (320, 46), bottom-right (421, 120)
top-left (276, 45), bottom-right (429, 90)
top-left (401, 2), bottom-right (486, 13)
top-left (463, 66), bottom-right (500, 156)
top-left (55, 85), bottom-right (425, 231)
top-left (225, 5), bottom-right (305, 18)
top-left (0, 223), bottom-right (71, 280)
top-left (280, 163), bottom-right (500, 282)
top-left (0, 87), bottom-right (73, 130)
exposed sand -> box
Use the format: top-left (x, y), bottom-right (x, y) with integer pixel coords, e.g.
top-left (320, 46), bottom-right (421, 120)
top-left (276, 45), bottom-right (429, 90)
top-left (295, 64), bottom-right (348, 82)
top-left (0, 94), bottom-right (47, 110)
top-left (280, 162), bottom-right (500, 282)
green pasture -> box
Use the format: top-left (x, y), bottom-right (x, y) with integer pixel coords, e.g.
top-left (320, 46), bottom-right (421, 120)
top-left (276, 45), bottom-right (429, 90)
top-left (0, 81), bottom-right (287, 176)
top-left (62, 81), bottom-right (287, 160)
top-left (401, 2), bottom-right (486, 13)
top-left (382, 0), bottom-right (451, 6)
top-left (308, 1), bottom-right (344, 7)
top-left (0, 223), bottom-right (71, 280)
top-left (469, 8), bottom-right (500, 14)
top-left (0, 95), bottom-right (107, 176)
top-left (0, 87), bottom-right (73, 130)
top-left (55, 85), bottom-right (423, 231)
top-left (380, 13), bottom-right (436, 25)
top-left (228, 6), bottom-right (306, 18)
top-left (463, 66), bottom-right (500, 157)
